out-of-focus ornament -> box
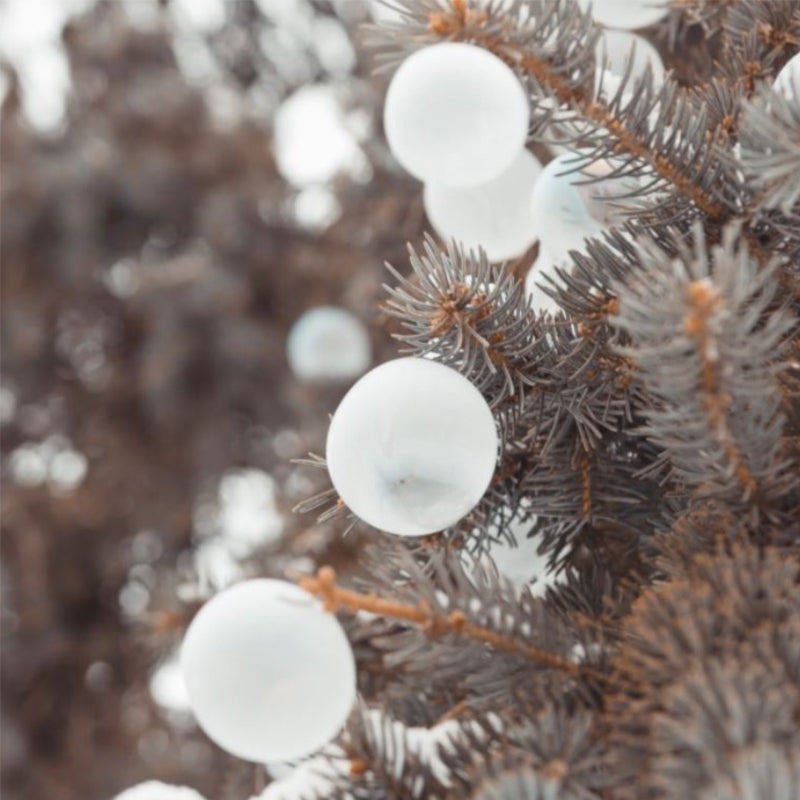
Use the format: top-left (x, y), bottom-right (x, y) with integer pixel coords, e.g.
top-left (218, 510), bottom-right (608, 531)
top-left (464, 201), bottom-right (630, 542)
top-left (774, 51), bottom-right (800, 101)
top-left (530, 152), bottom-right (634, 259)
top-left (525, 246), bottom-right (569, 316)
top-left (384, 43), bottom-right (529, 186)
top-left (595, 28), bottom-right (665, 87)
top-left (287, 306), bottom-right (371, 382)
top-left (112, 783), bottom-right (207, 800)
top-left (423, 149), bottom-right (542, 261)
top-left (181, 579), bottom-right (356, 762)
top-left (577, 0), bottom-right (668, 30)
top-left (326, 358), bottom-right (498, 536)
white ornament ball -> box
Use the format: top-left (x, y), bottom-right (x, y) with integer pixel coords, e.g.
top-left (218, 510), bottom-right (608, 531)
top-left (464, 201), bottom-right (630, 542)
top-left (483, 516), bottom-right (563, 596)
top-left (181, 579), bottom-right (356, 762)
top-left (326, 358), bottom-right (498, 536)
top-left (530, 153), bottom-right (608, 259)
top-left (525, 246), bottom-right (570, 316)
top-left (112, 783), bottom-right (207, 800)
top-left (287, 306), bottom-right (371, 382)
top-left (384, 43), bottom-right (530, 187)
top-left (424, 149), bottom-right (542, 262)
top-left (577, 0), bottom-right (668, 30)
top-left (774, 52), bottom-right (800, 101)
top-left (595, 29), bottom-right (665, 87)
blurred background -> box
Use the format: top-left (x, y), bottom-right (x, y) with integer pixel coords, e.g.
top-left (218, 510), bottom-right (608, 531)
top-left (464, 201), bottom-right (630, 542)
top-left (0, 1), bottom-right (424, 798)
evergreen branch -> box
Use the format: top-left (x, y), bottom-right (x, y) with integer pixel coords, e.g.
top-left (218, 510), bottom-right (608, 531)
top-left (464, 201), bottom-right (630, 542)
top-left (614, 225), bottom-right (795, 510)
top-left (299, 566), bottom-right (585, 677)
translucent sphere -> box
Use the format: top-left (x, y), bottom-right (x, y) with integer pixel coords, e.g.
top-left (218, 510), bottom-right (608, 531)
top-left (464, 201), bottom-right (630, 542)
top-left (530, 153), bottom-right (608, 259)
top-left (577, 0), bottom-right (668, 29)
top-left (181, 579), bottom-right (356, 762)
top-left (384, 43), bottom-right (530, 187)
top-left (596, 29), bottom-right (665, 87)
top-left (287, 306), bottom-right (371, 382)
top-left (326, 358), bottom-right (498, 535)
top-left (423, 149), bottom-right (542, 261)
top-left (525, 246), bottom-right (570, 315)
top-left (774, 52), bottom-right (800, 101)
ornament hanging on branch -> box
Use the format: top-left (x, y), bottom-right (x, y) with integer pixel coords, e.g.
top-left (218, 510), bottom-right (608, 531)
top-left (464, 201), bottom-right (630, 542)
top-left (423, 149), bottom-right (542, 262)
top-left (326, 358), bottom-right (498, 535)
top-left (181, 579), bottom-right (356, 762)
top-left (383, 43), bottom-right (530, 186)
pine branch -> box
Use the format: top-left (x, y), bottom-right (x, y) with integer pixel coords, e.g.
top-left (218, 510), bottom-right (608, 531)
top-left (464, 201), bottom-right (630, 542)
top-left (614, 225), bottom-right (796, 512)
top-left (299, 565), bottom-right (585, 677)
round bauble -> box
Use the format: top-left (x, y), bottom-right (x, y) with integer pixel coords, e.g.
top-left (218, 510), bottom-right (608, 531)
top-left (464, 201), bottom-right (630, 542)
top-left (384, 43), bottom-right (529, 187)
top-left (113, 783), bottom-right (207, 800)
top-left (530, 153), bottom-right (607, 259)
top-left (577, 0), bottom-right (668, 30)
top-left (424, 149), bottom-right (541, 262)
top-left (596, 29), bottom-right (665, 87)
top-left (287, 306), bottom-right (371, 382)
top-left (326, 358), bottom-right (498, 536)
top-left (181, 579), bottom-right (356, 762)
top-left (774, 51), bottom-right (800, 101)
top-left (525, 246), bottom-right (569, 316)
top-left (482, 515), bottom-right (562, 596)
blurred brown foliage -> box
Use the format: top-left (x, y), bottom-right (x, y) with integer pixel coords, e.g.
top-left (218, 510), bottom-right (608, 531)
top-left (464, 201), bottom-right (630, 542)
top-left (0, 2), bottom-right (420, 798)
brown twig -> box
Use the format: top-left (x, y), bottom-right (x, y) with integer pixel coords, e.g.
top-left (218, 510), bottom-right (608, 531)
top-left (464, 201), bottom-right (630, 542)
top-left (684, 280), bottom-right (759, 497)
top-left (298, 566), bottom-right (596, 678)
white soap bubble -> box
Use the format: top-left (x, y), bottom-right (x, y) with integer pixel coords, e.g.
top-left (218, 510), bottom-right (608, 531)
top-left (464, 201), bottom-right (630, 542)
top-left (112, 782), bottom-right (207, 800)
top-left (423, 149), bottom-right (542, 262)
top-left (525, 246), bottom-right (570, 316)
top-left (774, 52), bottom-right (800, 101)
top-left (287, 306), bottom-right (371, 382)
top-left (577, 0), bottom-right (668, 30)
top-left (384, 43), bottom-right (529, 187)
top-left (326, 358), bottom-right (498, 536)
top-left (181, 579), bottom-right (356, 762)
top-left (595, 28), bottom-right (665, 87)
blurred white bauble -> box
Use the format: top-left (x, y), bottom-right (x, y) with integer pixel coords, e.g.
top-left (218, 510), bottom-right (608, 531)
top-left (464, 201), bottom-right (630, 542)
top-left (774, 52), bottom-right (800, 101)
top-left (525, 246), bottom-right (570, 316)
top-left (423, 149), bottom-right (542, 262)
top-left (181, 579), bottom-right (356, 762)
top-left (530, 153), bottom-right (608, 259)
top-left (113, 783), bottom-right (207, 800)
top-left (384, 43), bottom-right (529, 187)
top-left (483, 516), bottom-right (562, 596)
top-left (577, 0), bottom-right (668, 30)
top-left (287, 306), bottom-right (371, 382)
top-left (595, 28), bottom-right (665, 87)
top-left (368, 0), bottom-right (405, 24)
top-left (326, 358), bottom-right (498, 536)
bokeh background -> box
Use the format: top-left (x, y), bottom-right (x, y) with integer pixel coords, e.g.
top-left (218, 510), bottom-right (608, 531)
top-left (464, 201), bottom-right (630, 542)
top-left (0, 1), bottom-right (423, 798)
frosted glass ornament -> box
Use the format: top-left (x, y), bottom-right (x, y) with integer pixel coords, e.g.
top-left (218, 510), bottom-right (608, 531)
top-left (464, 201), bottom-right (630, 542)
top-left (530, 152), bottom-right (636, 260)
top-left (595, 29), bottom-right (665, 87)
top-left (113, 783), bottom-right (207, 800)
top-left (384, 43), bottom-right (529, 187)
top-left (774, 52), bottom-right (800, 101)
top-left (423, 149), bottom-right (542, 261)
top-left (530, 153), bottom-right (607, 259)
top-left (287, 306), bottom-right (371, 382)
top-left (181, 579), bottom-right (356, 762)
top-left (577, 0), bottom-right (668, 30)
top-left (484, 516), bottom-right (563, 596)
top-left (326, 358), bottom-right (498, 536)
top-left (525, 246), bottom-right (569, 316)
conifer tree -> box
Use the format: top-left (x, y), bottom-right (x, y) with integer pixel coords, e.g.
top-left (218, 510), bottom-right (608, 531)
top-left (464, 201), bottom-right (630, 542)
top-left (155, 2), bottom-right (800, 798)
